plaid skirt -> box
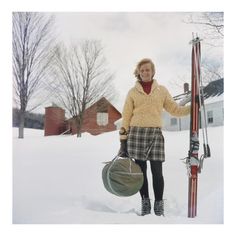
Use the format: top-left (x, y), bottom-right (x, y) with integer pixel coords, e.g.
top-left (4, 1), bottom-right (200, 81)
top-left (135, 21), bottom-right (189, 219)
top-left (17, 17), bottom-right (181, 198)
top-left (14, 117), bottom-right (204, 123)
top-left (127, 126), bottom-right (165, 162)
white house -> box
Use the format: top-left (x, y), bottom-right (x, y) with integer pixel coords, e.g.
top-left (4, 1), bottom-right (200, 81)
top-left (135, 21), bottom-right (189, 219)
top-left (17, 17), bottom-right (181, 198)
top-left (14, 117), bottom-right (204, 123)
top-left (162, 79), bottom-right (224, 131)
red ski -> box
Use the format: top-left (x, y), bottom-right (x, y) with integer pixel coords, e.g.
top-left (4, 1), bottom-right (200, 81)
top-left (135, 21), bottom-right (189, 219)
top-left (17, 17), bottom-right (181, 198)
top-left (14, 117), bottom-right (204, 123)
top-left (187, 35), bottom-right (211, 218)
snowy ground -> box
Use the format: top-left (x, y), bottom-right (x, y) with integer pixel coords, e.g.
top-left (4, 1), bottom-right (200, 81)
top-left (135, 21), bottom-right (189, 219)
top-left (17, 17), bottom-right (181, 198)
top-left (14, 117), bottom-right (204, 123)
top-left (12, 126), bottom-right (223, 224)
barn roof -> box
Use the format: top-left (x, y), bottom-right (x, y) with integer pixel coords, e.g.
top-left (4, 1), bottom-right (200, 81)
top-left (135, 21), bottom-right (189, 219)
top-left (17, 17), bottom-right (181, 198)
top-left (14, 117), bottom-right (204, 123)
top-left (86, 97), bottom-right (121, 114)
top-left (203, 78), bottom-right (224, 98)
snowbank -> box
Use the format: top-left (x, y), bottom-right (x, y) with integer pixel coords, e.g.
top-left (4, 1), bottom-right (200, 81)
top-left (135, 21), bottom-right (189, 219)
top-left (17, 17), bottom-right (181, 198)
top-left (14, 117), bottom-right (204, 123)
top-left (13, 127), bottom-right (223, 224)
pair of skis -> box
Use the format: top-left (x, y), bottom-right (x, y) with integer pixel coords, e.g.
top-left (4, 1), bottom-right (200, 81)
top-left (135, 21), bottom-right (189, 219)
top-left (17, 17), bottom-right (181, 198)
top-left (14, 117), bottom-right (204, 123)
top-left (186, 35), bottom-right (211, 218)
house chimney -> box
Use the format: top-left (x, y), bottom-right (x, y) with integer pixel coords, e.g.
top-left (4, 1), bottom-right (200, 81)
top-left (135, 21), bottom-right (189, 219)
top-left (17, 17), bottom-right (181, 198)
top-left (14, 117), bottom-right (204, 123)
top-left (44, 106), bottom-right (65, 136)
top-left (184, 83), bottom-right (189, 93)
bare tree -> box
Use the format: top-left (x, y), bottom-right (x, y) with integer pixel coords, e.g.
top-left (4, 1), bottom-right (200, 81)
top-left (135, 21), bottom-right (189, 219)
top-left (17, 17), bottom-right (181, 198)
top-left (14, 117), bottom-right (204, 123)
top-left (185, 13), bottom-right (224, 82)
top-left (201, 59), bottom-right (223, 84)
top-left (168, 12), bottom-right (224, 93)
top-left (12, 12), bottom-right (55, 138)
top-left (185, 12), bottom-right (224, 46)
top-left (52, 40), bottom-right (116, 137)
top-left (169, 60), bottom-right (223, 94)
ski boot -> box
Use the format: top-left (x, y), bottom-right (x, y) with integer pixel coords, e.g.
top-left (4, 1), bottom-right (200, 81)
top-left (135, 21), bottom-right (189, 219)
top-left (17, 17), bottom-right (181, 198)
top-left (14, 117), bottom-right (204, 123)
top-left (154, 200), bottom-right (164, 216)
top-left (141, 198), bottom-right (151, 216)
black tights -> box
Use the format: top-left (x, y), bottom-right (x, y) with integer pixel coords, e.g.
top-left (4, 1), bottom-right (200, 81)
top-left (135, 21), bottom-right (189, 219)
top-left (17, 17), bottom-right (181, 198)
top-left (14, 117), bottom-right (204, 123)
top-left (135, 160), bottom-right (164, 201)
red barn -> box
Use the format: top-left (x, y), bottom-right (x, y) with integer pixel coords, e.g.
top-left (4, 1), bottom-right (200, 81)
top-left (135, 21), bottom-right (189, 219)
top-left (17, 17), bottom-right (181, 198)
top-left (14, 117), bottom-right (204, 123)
top-left (44, 97), bottom-right (121, 136)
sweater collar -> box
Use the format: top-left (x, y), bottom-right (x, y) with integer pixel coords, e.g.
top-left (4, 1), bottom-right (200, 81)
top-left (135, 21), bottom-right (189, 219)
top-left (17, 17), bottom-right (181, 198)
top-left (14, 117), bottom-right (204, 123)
top-left (135, 79), bottom-right (159, 94)
top-left (140, 80), bottom-right (153, 87)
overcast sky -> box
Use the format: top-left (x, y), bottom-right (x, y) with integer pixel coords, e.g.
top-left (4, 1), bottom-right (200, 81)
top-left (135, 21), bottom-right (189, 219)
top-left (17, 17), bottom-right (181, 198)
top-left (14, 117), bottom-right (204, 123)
top-left (53, 12), bottom-right (223, 110)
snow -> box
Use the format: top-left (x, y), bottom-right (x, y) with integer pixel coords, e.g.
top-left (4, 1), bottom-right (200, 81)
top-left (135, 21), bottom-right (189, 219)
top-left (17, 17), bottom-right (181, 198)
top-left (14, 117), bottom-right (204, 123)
top-left (205, 94), bottom-right (224, 105)
top-left (12, 127), bottom-right (223, 224)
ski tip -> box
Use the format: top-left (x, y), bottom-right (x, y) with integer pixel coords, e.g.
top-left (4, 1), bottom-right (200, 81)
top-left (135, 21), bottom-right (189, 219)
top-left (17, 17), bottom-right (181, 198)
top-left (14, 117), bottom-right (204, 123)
top-left (189, 34), bottom-right (203, 45)
top-left (189, 39), bottom-right (202, 45)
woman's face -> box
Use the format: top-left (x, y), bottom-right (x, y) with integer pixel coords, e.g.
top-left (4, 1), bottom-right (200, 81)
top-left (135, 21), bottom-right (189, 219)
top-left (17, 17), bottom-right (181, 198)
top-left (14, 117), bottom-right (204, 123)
top-left (139, 63), bottom-right (153, 82)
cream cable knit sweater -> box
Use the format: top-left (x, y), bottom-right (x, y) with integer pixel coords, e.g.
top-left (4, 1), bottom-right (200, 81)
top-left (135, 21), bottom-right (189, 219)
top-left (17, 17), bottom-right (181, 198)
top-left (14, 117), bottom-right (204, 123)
top-left (120, 79), bottom-right (190, 140)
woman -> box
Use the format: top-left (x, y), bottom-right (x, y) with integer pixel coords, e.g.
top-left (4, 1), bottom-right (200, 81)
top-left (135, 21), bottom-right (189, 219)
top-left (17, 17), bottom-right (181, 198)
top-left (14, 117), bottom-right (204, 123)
top-left (118, 58), bottom-right (190, 216)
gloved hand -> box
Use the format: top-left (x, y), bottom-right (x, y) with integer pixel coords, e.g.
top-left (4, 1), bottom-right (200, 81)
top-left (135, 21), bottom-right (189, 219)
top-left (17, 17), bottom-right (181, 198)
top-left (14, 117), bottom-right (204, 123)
top-left (179, 93), bottom-right (205, 106)
top-left (179, 94), bottom-right (191, 106)
top-left (118, 139), bottom-right (129, 158)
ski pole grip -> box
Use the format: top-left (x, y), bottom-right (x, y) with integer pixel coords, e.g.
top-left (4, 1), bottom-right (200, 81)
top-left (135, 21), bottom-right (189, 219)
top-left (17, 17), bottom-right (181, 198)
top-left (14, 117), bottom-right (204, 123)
top-left (203, 144), bottom-right (211, 158)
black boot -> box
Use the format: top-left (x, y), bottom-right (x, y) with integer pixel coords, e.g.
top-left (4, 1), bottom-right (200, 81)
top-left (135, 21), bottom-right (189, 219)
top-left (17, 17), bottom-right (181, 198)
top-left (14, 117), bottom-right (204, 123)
top-left (141, 198), bottom-right (151, 216)
top-left (154, 200), bottom-right (164, 216)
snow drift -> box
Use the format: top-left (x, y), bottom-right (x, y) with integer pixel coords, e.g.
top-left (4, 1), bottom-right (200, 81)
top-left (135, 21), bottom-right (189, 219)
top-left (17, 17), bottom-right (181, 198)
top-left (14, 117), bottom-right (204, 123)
top-left (13, 126), bottom-right (223, 224)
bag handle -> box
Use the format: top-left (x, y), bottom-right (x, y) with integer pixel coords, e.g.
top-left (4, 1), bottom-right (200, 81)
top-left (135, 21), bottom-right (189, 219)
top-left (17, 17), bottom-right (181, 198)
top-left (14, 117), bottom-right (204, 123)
top-left (102, 155), bottom-right (135, 165)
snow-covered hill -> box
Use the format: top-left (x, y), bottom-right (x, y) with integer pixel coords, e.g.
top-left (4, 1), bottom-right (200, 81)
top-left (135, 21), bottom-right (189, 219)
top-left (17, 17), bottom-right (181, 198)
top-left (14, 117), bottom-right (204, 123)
top-left (13, 127), bottom-right (223, 224)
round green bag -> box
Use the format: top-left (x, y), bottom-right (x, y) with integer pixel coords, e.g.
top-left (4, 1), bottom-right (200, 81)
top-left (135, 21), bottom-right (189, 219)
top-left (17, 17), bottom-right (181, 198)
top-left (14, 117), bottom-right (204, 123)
top-left (102, 156), bottom-right (144, 197)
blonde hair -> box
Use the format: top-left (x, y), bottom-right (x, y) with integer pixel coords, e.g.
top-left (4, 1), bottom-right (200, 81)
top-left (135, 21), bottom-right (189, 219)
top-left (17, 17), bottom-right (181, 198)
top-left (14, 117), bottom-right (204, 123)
top-left (134, 58), bottom-right (156, 81)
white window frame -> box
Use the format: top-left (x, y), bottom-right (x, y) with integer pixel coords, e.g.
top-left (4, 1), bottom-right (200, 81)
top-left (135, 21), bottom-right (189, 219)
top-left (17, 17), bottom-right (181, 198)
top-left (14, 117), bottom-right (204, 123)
top-left (97, 112), bottom-right (108, 126)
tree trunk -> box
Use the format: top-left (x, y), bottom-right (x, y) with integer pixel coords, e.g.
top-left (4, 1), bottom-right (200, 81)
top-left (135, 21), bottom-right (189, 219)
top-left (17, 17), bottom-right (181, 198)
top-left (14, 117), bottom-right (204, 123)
top-left (18, 110), bottom-right (25, 139)
top-left (76, 123), bottom-right (82, 137)
top-left (76, 115), bottom-right (83, 138)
